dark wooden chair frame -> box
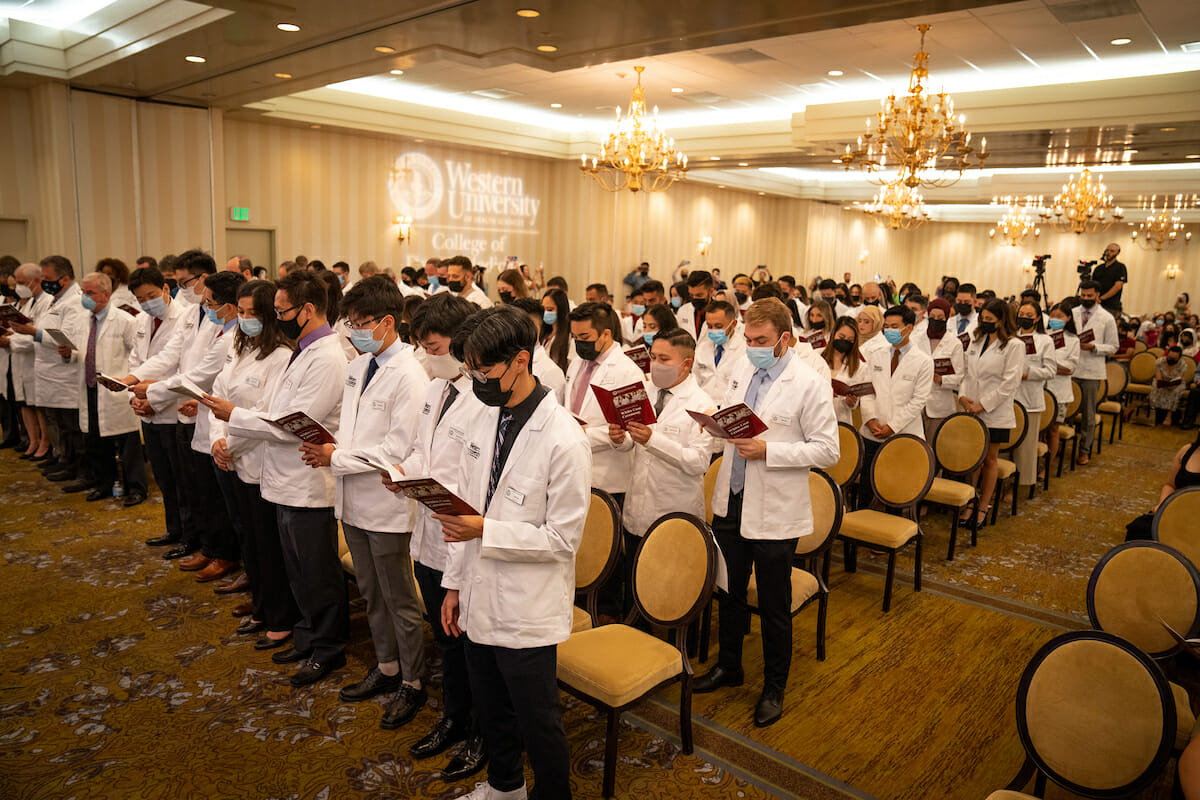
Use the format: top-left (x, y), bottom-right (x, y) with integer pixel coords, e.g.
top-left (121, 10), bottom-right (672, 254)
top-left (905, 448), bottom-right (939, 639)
top-left (991, 400), bottom-right (1028, 525)
top-left (575, 488), bottom-right (623, 628)
top-left (927, 412), bottom-right (988, 561)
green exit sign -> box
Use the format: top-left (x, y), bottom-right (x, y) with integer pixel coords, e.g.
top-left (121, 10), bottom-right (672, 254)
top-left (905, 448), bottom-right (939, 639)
top-left (229, 207), bottom-right (250, 222)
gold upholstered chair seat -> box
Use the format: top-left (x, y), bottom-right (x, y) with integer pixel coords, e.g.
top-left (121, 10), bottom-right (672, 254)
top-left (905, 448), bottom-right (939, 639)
top-left (572, 605), bottom-right (592, 633)
top-left (926, 477), bottom-right (976, 507)
top-left (1058, 424), bottom-right (1075, 439)
top-left (746, 567), bottom-right (819, 612)
top-left (1097, 400), bottom-right (1121, 414)
top-left (996, 458), bottom-right (1016, 480)
top-left (337, 525), bottom-right (355, 578)
top-left (1172, 681), bottom-right (1196, 750)
top-left (841, 509), bottom-right (919, 549)
top-left (985, 792), bottom-right (1037, 800)
top-left (1125, 383), bottom-right (1151, 395)
top-left (1036, 442), bottom-right (1048, 457)
top-left (558, 625), bottom-right (682, 707)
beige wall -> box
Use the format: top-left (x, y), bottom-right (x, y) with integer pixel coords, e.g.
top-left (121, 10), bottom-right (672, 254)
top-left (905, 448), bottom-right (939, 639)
top-left (1, 83), bottom-right (1192, 315)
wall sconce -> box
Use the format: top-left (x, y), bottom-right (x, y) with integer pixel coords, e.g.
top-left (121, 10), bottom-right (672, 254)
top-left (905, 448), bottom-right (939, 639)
top-left (395, 215), bottom-right (413, 242)
top-left (1166, 263), bottom-right (1180, 279)
top-left (698, 236), bottom-right (711, 256)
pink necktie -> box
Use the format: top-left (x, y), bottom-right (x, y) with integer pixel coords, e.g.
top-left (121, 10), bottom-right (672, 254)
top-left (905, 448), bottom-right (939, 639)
top-left (571, 360), bottom-right (599, 415)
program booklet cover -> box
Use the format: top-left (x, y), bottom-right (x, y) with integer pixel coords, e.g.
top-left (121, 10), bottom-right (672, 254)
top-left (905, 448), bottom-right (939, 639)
top-left (831, 379), bottom-right (876, 398)
top-left (264, 411), bottom-right (337, 445)
top-left (687, 404), bottom-right (768, 440)
top-left (96, 373), bottom-right (132, 393)
top-left (0, 305), bottom-right (32, 327)
top-left (393, 477), bottom-right (479, 516)
top-left (45, 328), bottom-right (79, 350)
top-left (1078, 328), bottom-right (1096, 345)
top-left (167, 377), bottom-right (206, 401)
top-left (623, 345), bottom-right (651, 374)
top-left (933, 358), bottom-right (955, 376)
top-left (591, 382), bottom-right (656, 429)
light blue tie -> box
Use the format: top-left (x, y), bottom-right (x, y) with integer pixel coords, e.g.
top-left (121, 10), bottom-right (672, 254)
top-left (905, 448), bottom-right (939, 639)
top-left (730, 369), bottom-right (768, 495)
top-left (957, 317), bottom-right (968, 335)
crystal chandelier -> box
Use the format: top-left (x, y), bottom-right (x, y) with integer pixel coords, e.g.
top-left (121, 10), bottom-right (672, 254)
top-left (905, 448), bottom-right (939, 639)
top-left (838, 24), bottom-right (988, 189)
top-left (1038, 169), bottom-right (1123, 235)
top-left (858, 178), bottom-right (931, 231)
top-left (989, 196), bottom-right (1041, 247)
top-left (580, 66), bottom-right (688, 193)
top-left (1130, 194), bottom-right (1195, 251)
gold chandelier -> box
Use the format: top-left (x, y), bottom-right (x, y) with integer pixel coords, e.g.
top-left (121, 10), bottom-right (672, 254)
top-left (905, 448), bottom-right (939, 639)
top-left (1038, 169), bottom-right (1123, 235)
top-left (838, 24), bottom-right (988, 189)
top-left (1130, 194), bottom-right (1195, 251)
top-left (989, 196), bottom-right (1041, 247)
top-left (858, 178), bottom-right (931, 231)
top-left (580, 66), bottom-right (688, 193)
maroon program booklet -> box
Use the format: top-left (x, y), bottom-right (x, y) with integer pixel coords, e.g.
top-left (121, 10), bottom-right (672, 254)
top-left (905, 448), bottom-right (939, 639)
top-left (591, 382), bottom-right (656, 429)
top-left (1078, 328), bottom-right (1095, 345)
top-left (831, 379), bottom-right (876, 398)
top-left (958, 332), bottom-right (971, 351)
top-left (0, 305), bottom-right (32, 327)
top-left (687, 404), bottom-right (769, 440)
top-left (623, 345), bottom-right (651, 374)
top-left (264, 411), bottom-right (337, 445)
top-left (393, 477), bottom-right (479, 516)
top-left (933, 358), bottom-right (955, 376)
top-left (1020, 335), bottom-right (1037, 355)
top-left (1051, 331), bottom-right (1066, 349)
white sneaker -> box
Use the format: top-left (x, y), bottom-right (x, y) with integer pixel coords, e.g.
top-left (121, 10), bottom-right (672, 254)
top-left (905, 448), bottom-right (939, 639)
top-left (458, 782), bottom-right (528, 800)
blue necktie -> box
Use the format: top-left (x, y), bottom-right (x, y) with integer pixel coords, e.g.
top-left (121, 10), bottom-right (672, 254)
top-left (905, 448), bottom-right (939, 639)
top-left (715, 343), bottom-right (724, 366)
top-left (730, 369), bottom-right (768, 495)
top-left (486, 410), bottom-right (512, 510)
top-left (362, 356), bottom-right (379, 393)
top-left (957, 318), bottom-right (968, 335)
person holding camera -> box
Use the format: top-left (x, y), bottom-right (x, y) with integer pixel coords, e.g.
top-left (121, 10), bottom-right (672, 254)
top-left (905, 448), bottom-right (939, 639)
top-left (1092, 243), bottom-right (1127, 314)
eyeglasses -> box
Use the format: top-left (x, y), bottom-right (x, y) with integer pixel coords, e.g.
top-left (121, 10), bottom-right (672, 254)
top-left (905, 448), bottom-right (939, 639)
top-left (343, 316), bottom-right (382, 332)
top-left (203, 301), bottom-right (226, 311)
top-left (274, 304), bottom-right (300, 319)
top-left (179, 274), bottom-right (201, 288)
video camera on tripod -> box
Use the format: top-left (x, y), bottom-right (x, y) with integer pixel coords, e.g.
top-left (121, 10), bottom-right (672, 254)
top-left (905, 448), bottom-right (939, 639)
top-left (1032, 254), bottom-right (1050, 275)
top-left (1077, 259), bottom-right (1097, 281)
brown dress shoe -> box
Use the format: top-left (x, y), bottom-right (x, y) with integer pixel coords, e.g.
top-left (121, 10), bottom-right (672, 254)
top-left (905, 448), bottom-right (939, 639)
top-left (231, 601), bottom-right (254, 617)
top-left (178, 554), bottom-right (211, 571)
top-left (195, 559), bottom-right (238, 583)
top-left (213, 573), bottom-right (251, 595)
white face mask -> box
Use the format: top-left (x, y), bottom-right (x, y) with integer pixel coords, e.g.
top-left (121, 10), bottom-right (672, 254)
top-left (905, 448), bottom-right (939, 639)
top-left (649, 359), bottom-right (684, 390)
top-left (15, 284), bottom-right (32, 300)
top-left (426, 352), bottom-right (461, 381)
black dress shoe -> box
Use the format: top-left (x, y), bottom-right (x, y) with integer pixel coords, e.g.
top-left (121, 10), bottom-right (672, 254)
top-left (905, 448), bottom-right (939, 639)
top-left (237, 618), bottom-right (267, 635)
top-left (442, 734), bottom-right (487, 782)
top-left (380, 684), bottom-right (428, 729)
top-left (290, 652), bottom-right (346, 687)
top-left (692, 666), bottom-right (745, 694)
top-left (85, 488), bottom-right (110, 501)
top-left (123, 492), bottom-right (147, 508)
top-left (47, 470), bottom-right (78, 482)
top-left (32, 454), bottom-right (57, 464)
top-left (145, 534), bottom-right (178, 547)
top-left (254, 632), bottom-right (292, 651)
top-left (339, 667), bottom-right (401, 702)
top-left (754, 687), bottom-right (784, 728)
top-left (61, 480), bottom-right (94, 493)
top-left (272, 645), bottom-right (311, 665)
top-left (410, 717), bottom-right (468, 759)
top-left (163, 545), bottom-right (195, 560)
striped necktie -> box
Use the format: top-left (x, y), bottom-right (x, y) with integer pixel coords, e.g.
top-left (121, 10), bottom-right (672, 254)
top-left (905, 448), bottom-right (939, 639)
top-left (486, 410), bottom-right (513, 509)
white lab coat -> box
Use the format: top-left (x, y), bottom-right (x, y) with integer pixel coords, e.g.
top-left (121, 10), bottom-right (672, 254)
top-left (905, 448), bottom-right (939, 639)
top-left (443, 390), bottom-right (592, 649)
top-left (831, 357), bottom-right (871, 426)
top-left (674, 301), bottom-right (707, 339)
top-left (710, 353), bottom-right (840, 542)
top-left (405, 377), bottom-right (480, 574)
top-left (795, 343), bottom-right (832, 383)
top-left (77, 307), bottom-right (140, 437)
top-left (860, 333), bottom-right (889, 360)
top-left (1015, 333), bottom-right (1056, 413)
top-left (109, 284), bottom-right (137, 312)
top-left (462, 285), bottom-right (493, 309)
top-left (948, 311), bottom-right (979, 340)
top-left (564, 345), bottom-right (645, 494)
top-left (915, 333), bottom-right (966, 419)
top-left (1072, 304), bottom-right (1118, 380)
top-left (329, 344), bottom-right (429, 532)
top-left (146, 317), bottom-right (234, 453)
top-left (960, 335), bottom-right (1025, 429)
top-left (859, 343), bottom-right (934, 442)
top-left (9, 291), bottom-right (52, 403)
top-left (128, 298), bottom-right (193, 425)
top-left (1047, 331), bottom-right (1079, 405)
top-left (693, 322), bottom-right (746, 401)
top-left (226, 331), bottom-right (347, 508)
top-left (209, 345), bottom-right (293, 484)
top-left (532, 345), bottom-right (566, 405)
top-left (617, 374), bottom-right (714, 537)
top-left (33, 282), bottom-right (88, 409)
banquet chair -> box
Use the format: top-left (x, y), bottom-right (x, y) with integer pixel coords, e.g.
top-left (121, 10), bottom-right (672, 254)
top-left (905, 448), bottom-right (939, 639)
top-left (1097, 361), bottom-right (1128, 445)
top-left (1153, 486), bottom-right (1200, 572)
top-left (991, 401), bottom-right (1027, 525)
top-left (572, 489), bottom-right (622, 633)
top-left (923, 412), bottom-right (987, 560)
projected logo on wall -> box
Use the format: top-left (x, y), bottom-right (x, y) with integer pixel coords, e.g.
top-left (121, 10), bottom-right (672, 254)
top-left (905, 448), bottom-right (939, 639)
top-left (388, 152), bottom-right (541, 260)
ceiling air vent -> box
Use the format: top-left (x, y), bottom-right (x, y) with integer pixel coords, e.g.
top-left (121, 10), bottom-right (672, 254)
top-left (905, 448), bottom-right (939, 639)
top-left (1046, 0), bottom-right (1139, 24)
top-left (707, 48), bottom-right (774, 65)
top-left (680, 91), bottom-right (728, 105)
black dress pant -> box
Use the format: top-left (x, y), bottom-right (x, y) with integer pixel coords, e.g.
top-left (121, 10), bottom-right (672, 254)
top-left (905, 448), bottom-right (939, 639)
top-left (210, 461), bottom-right (244, 562)
top-left (172, 423), bottom-right (201, 550)
top-left (414, 561), bottom-right (472, 727)
top-left (45, 406), bottom-right (85, 477)
top-left (82, 388), bottom-right (148, 495)
top-left (231, 475), bottom-right (299, 632)
top-left (856, 438), bottom-right (883, 510)
top-left (713, 490), bottom-right (798, 693)
top-left (276, 505), bottom-right (347, 661)
top-left (597, 529), bottom-right (644, 620)
top-left (465, 638), bottom-right (571, 799)
top-left (173, 422), bottom-right (235, 560)
top-left (143, 422), bottom-right (181, 540)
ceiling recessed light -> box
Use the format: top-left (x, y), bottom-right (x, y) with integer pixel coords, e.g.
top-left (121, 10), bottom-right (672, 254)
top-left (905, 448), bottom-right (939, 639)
top-left (516, 8), bottom-right (540, 17)
top-left (374, 45), bottom-right (396, 54)
top-left (758, 192), bottom-right (766, 196)
top-left (738, 162), bottom-right (748, 167)
top-left (718, 185), bottom-right (726, 188)
top-left (274, 72), bottom-right (292, 79)
top-left (709, 156), bottom-right (721, 161)
top-left (185, 55), bottom-right (206, 63)
top-left (537, 44), bottom-right (557, 52)
top-left (827, 69), bottom-right (844, 77)
top-left (671, 87), bottom-right (684, 93)
top-left (1188, 154), bottom-right (1200, 159)
top-left (550, 102), bottom-right (562, 108)
top-left (276, 23), bottom-right (300, 32)
top-left (389, 69), bottom-right (404, 75)
top-left (1110, 37), bottom-right (1132, 46)
top-left (1160, 126), bottom-right (1176, 132)
top-left (831, 159), bottom-right (841, 164)
top-left (310, 124), bottom-right (321, 129)
top-left (414, 138), bottom-right (424, 143)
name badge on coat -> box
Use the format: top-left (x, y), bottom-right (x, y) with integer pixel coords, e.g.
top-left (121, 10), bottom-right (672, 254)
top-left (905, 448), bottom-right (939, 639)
top-left (505, 487), bottom-right (525, 505)
top-left (372, 399), bottom-right (386, 411)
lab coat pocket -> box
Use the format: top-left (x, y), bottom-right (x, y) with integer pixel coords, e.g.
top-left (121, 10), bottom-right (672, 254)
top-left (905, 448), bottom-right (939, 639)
top-left (502, 473), bottom-right (547, 524)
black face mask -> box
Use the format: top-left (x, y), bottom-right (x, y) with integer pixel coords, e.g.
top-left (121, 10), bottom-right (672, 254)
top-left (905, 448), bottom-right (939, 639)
top-left (472, 360), bottom-right (517, 407)
top-left (821, 295), bottom-right (836, 305)
top-left (1167, 357), bottom-right (1181, 365)
top-left (850, 295), bottom-right (861, 304)
top-left (277, 311), bottom-right (305, 340)
top-left (1081, 298), bottom-right (1097, 309)
top-left (864, 298), bottom-right (879, 306)
top-left (448, 280), bottom-right (465, 294)
top-left (1017, 317), bottom-right (1037, 330)
top-left (575, 338), bottom-right (600, 361)
top-left (954, 302), bottom-right (973, 317)
top-left (498, 291), bottom-right (514, 305)
top-left (734, 292), bottom-right (748, 305)
top-left (809, 318), bottom-right (824, 329)
top-left (832, 338), bottom-right (854, 354)
top-left (41, 278), bottom-right (63, 296)
top-left (0, 285), bottom-right (16, 299)
top-left (690, 297), bottom-right (707, 312)
top-left (978, 320), bottom-right (997, 335)
top-left (926, 318), bottom-right (947, 337)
